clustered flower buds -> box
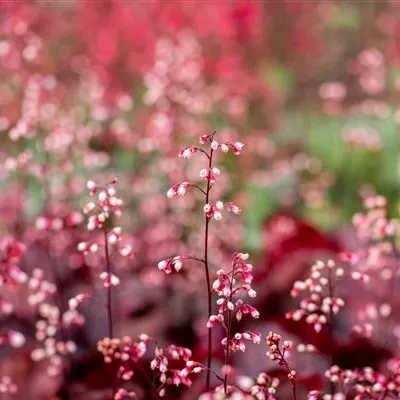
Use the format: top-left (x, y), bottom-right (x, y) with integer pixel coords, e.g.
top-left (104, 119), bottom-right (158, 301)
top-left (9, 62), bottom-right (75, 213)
top-left (339, 194), bottom-right (397, 339)
top-left (266, 332), bottom-right (297, 382)
top-left (0, 376), bottom-right (17, 394)
top-left (199, 134), bottom-right (244, 155)
top-left (35, 211), bottom-right (83, 231)
top-left (352, 302), bottom-right (392, 337)
top-left (200, 166), bottom-right (220, 184)
top-left (166, 132), bottom-right (243, 209)
top-left (251, 373), bottom-right (280, 400)
top-left (0, 237), bottom-right (27, 288)
top-left (0, 235), bottom-right (84, 383)
top-left (157, 256), bottom-right (183, 274)
top-left (79, 178), bottom-right (133, 289)
top-left (84, 178), bottom-right (123, 230)
top-left (166, 182), bottom-right (189, 198)
top-left (209, 252), bottom-right (261, 353)
top-left (179, 146), bottom-right (199, 159)
top-left (114, 388), bottom-right (137, 400)
top-left (204, 201), bottom-right (224, 220)
top-left (317, 361), bottom-right (400, 400)
top-left (353, 195), bottom-right (397, 242)
top-left (286, 260), bottom-right (345, 332)
top-left (28, 268), bottom-right (57, 306)
top-left (97, 334), bottom-right (202, 397)
top-left (31, 300), bottom-right (83, 376)
top-left (203, 201), bottom-right (241, 221)
top-left (68, 293), bottom-right (89, 310)
top-left (100, 272), bottom-right (120, 287)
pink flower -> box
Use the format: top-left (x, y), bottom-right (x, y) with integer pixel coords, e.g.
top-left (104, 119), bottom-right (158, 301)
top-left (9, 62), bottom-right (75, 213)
top-left (179, 146), bottom-right (198, 159)
top-left (167, 182), bottom-right (189, 198)
top-left (100, 272), bottom-right (120, 287)
top-left (227, 202), bottom-right (241, 214)
top-left (158, 256), bottom-right (183, 274)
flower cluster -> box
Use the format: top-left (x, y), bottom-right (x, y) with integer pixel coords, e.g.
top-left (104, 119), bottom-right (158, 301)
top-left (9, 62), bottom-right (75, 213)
top-left (157, 256), bottom-right (183, 274)
top-left (165, 132), bottom-right (244, 203)
top-left (0, 376), bottom-right (17, 394)
top-left (0, 237), bottom-right (27, 288)
top-left (114, 388), bottom-right (138, 400)
top-left (352, 195), bottom-right (397, 242)
top-left (0, 236), bottom-right (80, 384)
top-left (199, 134), bottom-right (244, 155)
top-left (150, 345), bottom-right (201, 389)
top-left (30, 295), bottom-right (86, 376)
top-left (314, 361), bottom-right (400, 400)
top-left (0, 236), bottom-right (28, 351)
top-left (204, 201), bottom-right (241, 221)
top-left (352, 302), bottom-right (393, 338)
top-left (97, 334), bottom-right (202, 398)
top-left (264, 332), bottom-right (299, 400)
top-left (286, 260), bottom-right (346, 332)
top-left (83, 178), bottom-right (123, 230)
top-left (160, 132), bottom-right (242, 276)
top-left (27, 268), bottom-right (57, 306)
top-left (79, 179), bottom-right (133, 287)
top-left (35, 211), bottom-right (83, 231)
top-left (266, 332), bottom-right (297, 382)
top-left (339, 195), bottom-right (399, 339)
top-left (114, 388), bottom-right (137, 400)
top-left (166, 182), bottom-right (190, 198)
top-left (209, 252), bottom-right (261, 352)
top-left (250, 373), bottom-right (280, 400)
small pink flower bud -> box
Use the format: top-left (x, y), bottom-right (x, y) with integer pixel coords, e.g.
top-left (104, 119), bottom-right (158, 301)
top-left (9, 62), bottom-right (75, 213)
top-left (211, 140), bottom-right (219, 150)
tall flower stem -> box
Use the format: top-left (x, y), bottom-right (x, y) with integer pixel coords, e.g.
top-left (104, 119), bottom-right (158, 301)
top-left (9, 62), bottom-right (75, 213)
top-left (327, 268), bottom-right (335, 395)
top-left (204, 145), bottom-right (214, 392)
top-left (280, 352), bottom-right (298, 400)
top-left (290, 380), bottom-right (298, 400)
top-left (162, 131), bottom-right (245, 392)
top-left (223, 266), bottom-right (235, 393)
top-left (103, 228), bottom-right (114, 339)
top-left (104, 227), bottom-right (116, 399)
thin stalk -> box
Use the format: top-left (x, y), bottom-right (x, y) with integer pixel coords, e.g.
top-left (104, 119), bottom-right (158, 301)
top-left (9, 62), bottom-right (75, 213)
top-left (204, 145), bottom-right (214, 392)
top-left (187, 183), bottom-right (207, 196)
top-left (279, 349), bottom-right (298, 400)
top-left (291, 382), bottom-right (298, 400)
top-left (103, 228), bottom-right (114, 339)
top-left (223, 267), bottom-right (235, 394)
top-left (104, 227), bottom-right (116, 399)
top-left (203, 367), bottom-right (224, 383)
top-left (327, 267), bottom-right (335, 395)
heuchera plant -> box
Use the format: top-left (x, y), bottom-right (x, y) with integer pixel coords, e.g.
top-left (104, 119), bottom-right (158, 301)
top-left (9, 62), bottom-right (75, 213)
top-left (68, 132), bottom-right (258, 399)
top-left (159, 132), bottom-right (261, 396)
top-left (2, 126), bottom-right (400, 400)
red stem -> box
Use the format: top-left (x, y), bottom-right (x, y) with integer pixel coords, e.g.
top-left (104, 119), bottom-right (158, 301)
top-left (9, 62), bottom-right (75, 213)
top-left (104, 228), bottom-right (114, 339)
top-left (327, 267), bottom-right (335, 395)
top-left (103, 228), bottom-right (116, 399)
top-left (279, 349), bottom-right (298, 400)
top-left (204, 144), bottom-right (214, 392)
top-left (223, 266), bottom-right (236, 393)
top-left (291, 382), bottom-right (298, 400)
